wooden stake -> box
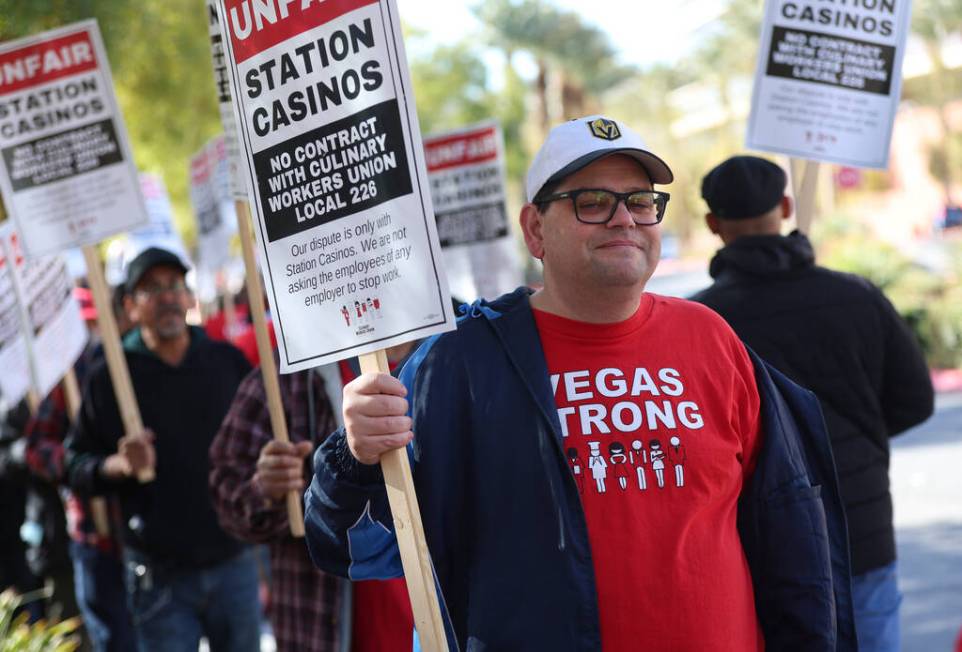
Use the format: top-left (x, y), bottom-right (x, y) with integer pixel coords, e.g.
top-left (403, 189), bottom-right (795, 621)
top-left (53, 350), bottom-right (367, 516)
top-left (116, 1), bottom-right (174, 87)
top-left (25, 389), bottom-right (40, 415)
top-left (792, 158), bottom-right (821, 235)
top-left (62, 368), bottom-right (111, 537)
top-left (234, 200), bottom-right (304, 538)
top-left (81, 246), bottom-right (154, 483)
top-left (359, 350), bottom-right (448, 652)
top-left (62, 368), bottom-right (82, 419)
top-left (223, 284), bottom-right (237, 340)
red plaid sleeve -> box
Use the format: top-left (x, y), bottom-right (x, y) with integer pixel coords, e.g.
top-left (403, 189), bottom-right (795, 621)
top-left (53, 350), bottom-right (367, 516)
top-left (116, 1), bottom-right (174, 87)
top-left (24, 386), bottom-right (70, 483)
top-left (209, 367), bottom-right (293, 542)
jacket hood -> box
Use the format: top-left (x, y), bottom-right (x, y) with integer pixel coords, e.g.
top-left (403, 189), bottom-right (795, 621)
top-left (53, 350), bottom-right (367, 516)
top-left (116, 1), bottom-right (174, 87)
top-left (708, 231), bottom-right (816, 280)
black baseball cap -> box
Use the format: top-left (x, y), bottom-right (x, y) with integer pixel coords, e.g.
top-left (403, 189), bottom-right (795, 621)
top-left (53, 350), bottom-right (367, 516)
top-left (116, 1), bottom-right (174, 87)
top-left (701, 155), bottom-right (787, 219)
top-left (125, 247), bottom-right (189, 293)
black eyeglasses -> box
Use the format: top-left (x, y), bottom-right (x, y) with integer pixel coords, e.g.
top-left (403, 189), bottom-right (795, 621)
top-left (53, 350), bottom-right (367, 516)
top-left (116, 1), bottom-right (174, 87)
top-left (536, 188), bottom-right (670, 225)
top-left (135, 281), bottom-right (189, 299)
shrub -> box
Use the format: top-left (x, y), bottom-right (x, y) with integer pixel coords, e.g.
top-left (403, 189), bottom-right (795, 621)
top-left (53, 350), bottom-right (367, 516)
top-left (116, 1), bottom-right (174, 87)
top-left (0, 589), bottom-right (81, 652)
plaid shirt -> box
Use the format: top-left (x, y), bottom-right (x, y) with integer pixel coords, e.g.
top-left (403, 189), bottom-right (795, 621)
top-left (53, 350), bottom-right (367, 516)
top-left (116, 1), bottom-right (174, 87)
top-left (24, 368), bottom-right (119, 552)
top-left (209, 364), bottom-right (344, 652)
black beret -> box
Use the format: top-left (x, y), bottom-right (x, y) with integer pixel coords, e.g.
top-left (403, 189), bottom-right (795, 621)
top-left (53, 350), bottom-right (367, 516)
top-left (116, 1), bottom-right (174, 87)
top-left (125, 247), bottom-right (189, 293)
top-left (701, 155), bottom-right (787, 219)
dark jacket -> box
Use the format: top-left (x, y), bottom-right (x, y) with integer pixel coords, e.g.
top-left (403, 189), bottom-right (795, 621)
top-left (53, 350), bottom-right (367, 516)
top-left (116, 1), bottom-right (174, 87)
top-left (305, 288), bottom-right (856, 651)
top-left (691, 231), bottom-right (934, 575)
top-left (66, 326), bottom-right (251, 569)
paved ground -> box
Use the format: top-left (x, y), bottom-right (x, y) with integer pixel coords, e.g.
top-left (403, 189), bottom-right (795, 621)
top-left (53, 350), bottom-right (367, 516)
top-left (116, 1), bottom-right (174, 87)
top-left (893, 391), bottom-right (962, 651)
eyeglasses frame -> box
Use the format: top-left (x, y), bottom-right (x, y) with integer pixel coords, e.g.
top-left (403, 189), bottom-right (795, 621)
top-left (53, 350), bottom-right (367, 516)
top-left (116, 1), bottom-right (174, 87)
top-left (535, 187), bottom-right (671, 225)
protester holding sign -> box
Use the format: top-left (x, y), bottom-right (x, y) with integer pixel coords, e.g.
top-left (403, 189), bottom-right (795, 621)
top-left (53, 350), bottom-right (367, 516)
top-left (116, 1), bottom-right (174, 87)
top-left (692, 155), bottom-right (934, 652)
top-left (209, 350), bottom-right (416, 652)
top-left (65, 247), bottom-right (257, 652)
top-left (24, 284), bottom-right (135, 652)
top-left (304, 116), bottom-right (857, 650)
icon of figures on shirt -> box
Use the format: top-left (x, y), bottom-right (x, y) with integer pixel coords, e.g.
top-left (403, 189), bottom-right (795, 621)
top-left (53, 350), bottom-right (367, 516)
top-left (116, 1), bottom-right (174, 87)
top-left (649, 439), bottom-right (666, 489)
top-left (354, 300), bottom-right (364, 322)
top-left (608, 441), bottom-right (629, 491)
top-left (367, 297), bottom-right (383, 320)
top-left (567, 447), bottom-right (585, 494)
top-left (630, 439), bottom-right (648, 491)
top-left (669, 436), bottom-right (687, 488)
top-left (587, 441), bottom-right (608, 494)
top-left (341, 305), bottom-right (351, 326)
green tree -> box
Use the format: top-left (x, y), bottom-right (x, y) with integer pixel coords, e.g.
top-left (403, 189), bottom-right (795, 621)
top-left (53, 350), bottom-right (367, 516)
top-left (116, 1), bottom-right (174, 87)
top-left (474, 0), bottom-right (631, 135)
top-left (909, 0), bottom-right (962, 204)
top-left (686, 0), bottom-right (763, 152)
top-left (408, 40), bottom-right (496, 136)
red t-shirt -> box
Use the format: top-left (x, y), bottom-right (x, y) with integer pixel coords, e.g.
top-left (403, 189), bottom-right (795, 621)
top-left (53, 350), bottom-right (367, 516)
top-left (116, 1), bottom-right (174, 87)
top-left (533, 294), bottom-right (764, 652)
top-left (338, 360), bottom-right (416, 652)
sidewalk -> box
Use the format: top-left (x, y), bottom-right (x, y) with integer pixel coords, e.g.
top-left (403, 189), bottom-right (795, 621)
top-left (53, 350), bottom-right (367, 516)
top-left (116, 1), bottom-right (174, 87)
top-left (892, 391), bottom-right (962, 650)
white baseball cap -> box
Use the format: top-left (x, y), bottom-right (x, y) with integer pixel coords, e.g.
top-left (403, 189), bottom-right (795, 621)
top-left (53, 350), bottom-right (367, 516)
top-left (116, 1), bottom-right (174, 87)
top-left (525, 115), bottom-right (674, 202)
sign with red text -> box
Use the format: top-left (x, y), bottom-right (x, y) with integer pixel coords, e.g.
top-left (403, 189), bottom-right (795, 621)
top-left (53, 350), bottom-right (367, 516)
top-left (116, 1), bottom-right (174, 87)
top-left (424, 121), bottom-right (522, 302)
top-left (206, 0), bottom-right (247, 200)
top-left (0, 21), bottom-right (148, 257)
top-left (217, 0), bottom-right (454, 372)
top-left (0, 223), bottom-right (87, 399)
top-left (746, 0), bottom-right (911, 168)
top-left (191, 135), bottom-right (239, 271)
top-left (0, 227), bottom-right (31, 405)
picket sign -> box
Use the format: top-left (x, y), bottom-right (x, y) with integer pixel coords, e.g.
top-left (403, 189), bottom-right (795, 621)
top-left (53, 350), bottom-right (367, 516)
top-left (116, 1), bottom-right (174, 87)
top-left (62, 367), bottom-right (111, 536)
top-left (235, 200), bottom-right (304, 537)
top-left (791, 159), bottom-right (821, 235)
top-left (81, 245), bottom-right (153, 484)
top-left (358, 349), bottom-right (447, 651)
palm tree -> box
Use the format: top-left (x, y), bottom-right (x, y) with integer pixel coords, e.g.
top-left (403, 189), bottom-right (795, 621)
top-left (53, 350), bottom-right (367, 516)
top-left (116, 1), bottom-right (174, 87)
top-left (911, 0), bottom-right (962, 204)
top-left (474, 0), bottom-right (632, 136)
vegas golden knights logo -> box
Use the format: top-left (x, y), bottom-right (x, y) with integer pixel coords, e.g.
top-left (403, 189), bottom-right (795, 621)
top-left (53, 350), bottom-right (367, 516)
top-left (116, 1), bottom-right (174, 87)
top-left (588, 118), bottom-right (621, 141)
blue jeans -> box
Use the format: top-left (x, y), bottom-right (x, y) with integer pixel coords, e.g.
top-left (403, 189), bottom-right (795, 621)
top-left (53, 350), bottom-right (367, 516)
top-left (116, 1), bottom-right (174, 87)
top-left (852, 560), bottom-right (902, 652)
top-left (70, 541), bottom-right (136, 652)
top-left (124, 548), bottom-right (260, 652)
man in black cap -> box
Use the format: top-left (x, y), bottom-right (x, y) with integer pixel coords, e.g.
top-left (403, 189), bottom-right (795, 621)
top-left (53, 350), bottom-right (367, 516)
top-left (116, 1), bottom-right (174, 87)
top-left (691, 155), bottom-right (935, 652)
top-left (66, 247), bottom-right (259, 652)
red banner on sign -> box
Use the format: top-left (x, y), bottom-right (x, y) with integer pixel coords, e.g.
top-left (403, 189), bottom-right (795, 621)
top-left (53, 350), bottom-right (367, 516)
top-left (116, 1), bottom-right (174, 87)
top-left (222, 0), bottom-right (379, 64)
top-left (424, 127), bottom-right (498, 172)
top-left (0, 30), bottom-right (98, 94)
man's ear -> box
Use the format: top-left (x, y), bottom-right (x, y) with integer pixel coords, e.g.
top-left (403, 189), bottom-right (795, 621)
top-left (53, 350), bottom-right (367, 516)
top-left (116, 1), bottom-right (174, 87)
top-left (705, 213), bottom-right (721, 235)
top-left (780, 195), bottom-right (794, 221)
top-left (520, 203), bottom-right (546, 260)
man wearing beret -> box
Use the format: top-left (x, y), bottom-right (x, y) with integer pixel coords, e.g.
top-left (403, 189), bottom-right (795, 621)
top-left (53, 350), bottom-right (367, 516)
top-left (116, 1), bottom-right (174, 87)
top-left (692, 155), bottom-right (935, 652)
top-left (66, 247), bottom-right (259, 652)
top-left (305, 119), bottom-right (856, 650)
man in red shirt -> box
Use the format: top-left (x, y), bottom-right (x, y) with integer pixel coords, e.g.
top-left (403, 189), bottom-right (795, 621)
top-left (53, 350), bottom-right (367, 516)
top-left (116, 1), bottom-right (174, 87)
top-left (305, 117), bottom-right (853, 650)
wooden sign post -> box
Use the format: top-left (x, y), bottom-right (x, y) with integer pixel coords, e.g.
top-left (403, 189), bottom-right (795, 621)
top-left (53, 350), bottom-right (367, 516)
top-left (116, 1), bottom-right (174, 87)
top-left (82, 245), bottom-right (153, 484)
top-left (791, 159), bottom-right (821, 235)
top-left (62, 367), bottom-right (111, 537)
top-left (235, 200), bottom-right (303, 537)
top-left (358, 350), bottom-right (448, 650)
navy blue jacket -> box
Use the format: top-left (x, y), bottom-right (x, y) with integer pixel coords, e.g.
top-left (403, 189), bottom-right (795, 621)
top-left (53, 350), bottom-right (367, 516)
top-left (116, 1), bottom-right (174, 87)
top-left (305, 288), bottom-right (856, 651)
